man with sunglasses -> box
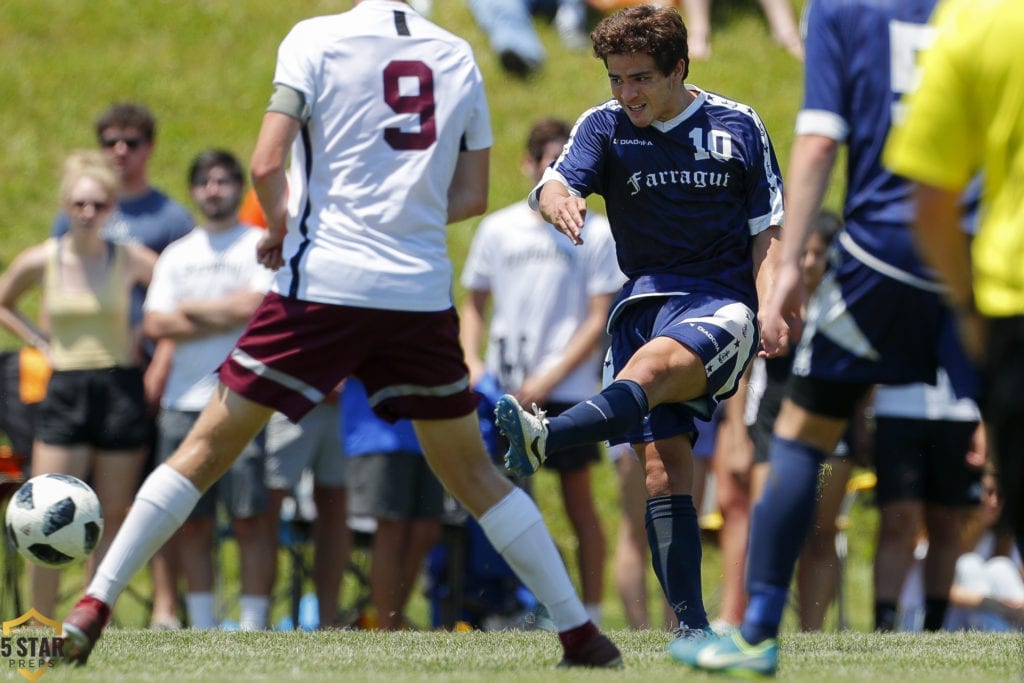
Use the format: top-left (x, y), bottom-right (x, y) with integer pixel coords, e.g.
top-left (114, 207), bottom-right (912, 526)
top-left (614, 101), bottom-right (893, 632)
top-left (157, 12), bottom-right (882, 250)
top-left (50, 102), bottom-right (193, 632)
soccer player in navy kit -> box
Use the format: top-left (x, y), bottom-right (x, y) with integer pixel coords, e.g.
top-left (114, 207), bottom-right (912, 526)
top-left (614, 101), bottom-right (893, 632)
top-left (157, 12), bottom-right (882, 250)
top-left (496, 3), bottom-right (785, 645)
top-left (673, 0), bottom-right (978, 676)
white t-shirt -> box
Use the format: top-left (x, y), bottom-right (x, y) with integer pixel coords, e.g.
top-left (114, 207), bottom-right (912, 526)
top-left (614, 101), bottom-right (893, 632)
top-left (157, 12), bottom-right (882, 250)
top-left (272, 0), bottom-right (493, 311)
top-left (461, 202), bottom-right (625, 402)
top-left (144, 225), bottom-right (275, 410)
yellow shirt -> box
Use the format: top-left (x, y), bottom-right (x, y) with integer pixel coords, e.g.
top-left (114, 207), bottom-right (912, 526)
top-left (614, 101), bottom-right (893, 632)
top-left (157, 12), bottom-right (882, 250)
top-left (43, 238), bottom-right (132, 370)
top-left (884, 0), bottom-right (1024, 317)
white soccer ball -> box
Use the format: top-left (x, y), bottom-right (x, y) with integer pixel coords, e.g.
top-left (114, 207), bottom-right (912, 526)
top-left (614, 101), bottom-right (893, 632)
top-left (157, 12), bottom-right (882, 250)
top-left (4, 473), bottom-right (104, 568)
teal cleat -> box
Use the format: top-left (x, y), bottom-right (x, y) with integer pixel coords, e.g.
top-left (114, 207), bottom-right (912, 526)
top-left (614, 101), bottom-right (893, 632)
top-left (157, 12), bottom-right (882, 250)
top-left (669, 629), bottom-right (778, 678)
top-left (494, 395), bottom-right (548, 477)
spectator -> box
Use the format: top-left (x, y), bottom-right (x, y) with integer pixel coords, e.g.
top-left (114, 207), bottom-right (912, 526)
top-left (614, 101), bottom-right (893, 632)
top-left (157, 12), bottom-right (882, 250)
top-left (53, 101), bottom-right (194, 630)
top-left (675, 0), bottom-right (978, 675)
top-left (62, 1), bottom-right (621, 668)
top-left (944, 463), bottom-right (1024, 631)
top-left (264, 394), bottom-right (349, 630)
top-left (496, 4), bottom-right (784, 646)
top-left (884, 0), bottom-right (1024, 558)
top-left (0, 150), bottom-right (156, 616)
top-left (142, 149), bottom-right (276, 630)
top-left (460, 116), bottom-right (625, 626)
top-left (871, 373), bottom-right (982, 631)
top-left (468, 0), bottom-right (590, 77)
top-left (342, 378), bottom-right (444, 630)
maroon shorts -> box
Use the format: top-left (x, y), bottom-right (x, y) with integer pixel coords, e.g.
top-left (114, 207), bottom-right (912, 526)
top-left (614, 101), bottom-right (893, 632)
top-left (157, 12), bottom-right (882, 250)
top-left (219, 292), bottom-right (478, 423)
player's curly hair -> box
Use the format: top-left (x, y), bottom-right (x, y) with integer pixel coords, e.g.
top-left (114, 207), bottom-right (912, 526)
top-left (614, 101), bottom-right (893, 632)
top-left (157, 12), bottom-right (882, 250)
top-left (591, 4), bottom-right (689, 79)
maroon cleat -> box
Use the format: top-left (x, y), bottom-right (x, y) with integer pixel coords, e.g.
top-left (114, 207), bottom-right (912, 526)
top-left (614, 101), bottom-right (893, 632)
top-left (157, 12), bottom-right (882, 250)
top-left (557, 631), bottom-right (624, 669)
top-left (61, 595), bottom-right (111, 666)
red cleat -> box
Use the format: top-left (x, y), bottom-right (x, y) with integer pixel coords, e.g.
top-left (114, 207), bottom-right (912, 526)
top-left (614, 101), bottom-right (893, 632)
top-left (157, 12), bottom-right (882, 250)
top-left (61, 595), bottom-right (111, 666)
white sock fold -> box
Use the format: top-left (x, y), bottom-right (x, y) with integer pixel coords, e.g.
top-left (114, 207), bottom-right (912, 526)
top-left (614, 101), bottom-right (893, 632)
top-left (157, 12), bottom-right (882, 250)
top-left (478, 487), bottom-right (588, 632)
top-left (87, 465), bottom-right (202, 605)
top-left (185, 592), bottom-right (217, 630)
top-left (239, 595), bottom-right (270, 631)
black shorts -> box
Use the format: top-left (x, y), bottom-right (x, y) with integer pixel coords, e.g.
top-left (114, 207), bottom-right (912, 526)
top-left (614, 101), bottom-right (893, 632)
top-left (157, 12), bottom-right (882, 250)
top-left (873, 417), bottom-right (981, 506)
top-left (35, 367), bottom-right (151, 450)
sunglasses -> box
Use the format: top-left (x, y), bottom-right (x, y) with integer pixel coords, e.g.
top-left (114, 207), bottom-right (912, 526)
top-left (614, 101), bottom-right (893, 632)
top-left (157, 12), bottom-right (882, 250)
top-left (99, 136), bottom-right (144, 150)
top-left (71, 200), bottom-right (112, 212)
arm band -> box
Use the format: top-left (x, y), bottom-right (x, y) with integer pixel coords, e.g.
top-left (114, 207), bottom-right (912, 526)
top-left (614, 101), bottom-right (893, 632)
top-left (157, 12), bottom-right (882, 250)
top-left (266, 84), bottom-right (310, 124)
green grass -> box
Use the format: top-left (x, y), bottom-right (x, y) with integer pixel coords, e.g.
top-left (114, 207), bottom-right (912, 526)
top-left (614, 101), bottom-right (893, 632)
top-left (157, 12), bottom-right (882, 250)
top-left (5, 630), bottom-right (1020, 682)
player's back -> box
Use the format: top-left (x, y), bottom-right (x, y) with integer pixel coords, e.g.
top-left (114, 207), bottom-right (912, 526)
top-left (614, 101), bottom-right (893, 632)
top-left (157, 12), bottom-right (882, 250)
top-left (273, 1), bottom-right (493, 310)
top-left (801, 0), bottom-right (939, 276)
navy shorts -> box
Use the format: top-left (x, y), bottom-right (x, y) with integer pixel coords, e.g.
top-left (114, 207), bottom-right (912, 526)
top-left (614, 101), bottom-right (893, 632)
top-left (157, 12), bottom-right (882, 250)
top-left (606, 294), bottom-right (757, 445)
top-left (873, 417), bottom-right (981, 506)
top-left (219, 293), bottom-right (479, 423)
top-left (35, 367), bottom-right (150, 450)
top-left (792, 240), bottom-right (976, 398)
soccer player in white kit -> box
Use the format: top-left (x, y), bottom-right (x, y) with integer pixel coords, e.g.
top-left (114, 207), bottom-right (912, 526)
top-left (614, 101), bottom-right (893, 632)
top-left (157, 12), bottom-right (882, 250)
top-left (61, 0), bottom-right (621, 668)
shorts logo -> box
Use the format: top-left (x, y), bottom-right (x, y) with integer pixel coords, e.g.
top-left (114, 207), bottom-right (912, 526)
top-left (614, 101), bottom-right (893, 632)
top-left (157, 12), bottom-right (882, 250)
top-left (2, 608), bottom-right (65, 680)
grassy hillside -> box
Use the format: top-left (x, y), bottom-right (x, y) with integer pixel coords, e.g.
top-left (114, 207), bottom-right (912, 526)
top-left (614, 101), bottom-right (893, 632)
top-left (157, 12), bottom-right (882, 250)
top-left (0, 0), bottom-right (878, 634)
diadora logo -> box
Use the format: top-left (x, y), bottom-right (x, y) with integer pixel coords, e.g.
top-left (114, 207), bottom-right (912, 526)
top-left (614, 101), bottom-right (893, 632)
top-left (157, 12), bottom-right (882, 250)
top-left (2, 608), bottom-right (65, 681)
top-left (612, 137), bottom-right (654, 146)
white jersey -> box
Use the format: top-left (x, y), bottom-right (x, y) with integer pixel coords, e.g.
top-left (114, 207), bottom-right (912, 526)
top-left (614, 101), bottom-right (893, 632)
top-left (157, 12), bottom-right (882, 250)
top-left (461, 202), bottom-right (625, 402)
top-left (272, 0), bottom-right (493, 311)
top-left (144, 225), bottom-right (275, 410)
top-left (873, 368), bottom-right (981, 422)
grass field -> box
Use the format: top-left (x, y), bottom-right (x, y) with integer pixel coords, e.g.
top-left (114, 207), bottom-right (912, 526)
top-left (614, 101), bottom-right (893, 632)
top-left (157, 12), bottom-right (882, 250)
top-left (5, 630), bottom-right (1020, 682)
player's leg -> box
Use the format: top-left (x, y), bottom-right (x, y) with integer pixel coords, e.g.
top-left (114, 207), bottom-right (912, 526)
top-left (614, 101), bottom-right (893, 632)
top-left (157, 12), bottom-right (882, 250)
top-left (497, 297), bottom-right (754, 478)
top-left (62, 386), bottom-right (273, 663)
top-left (414, 413), bottom-right (621, 668)
top-left (635, 433), bottom-right (712, 634)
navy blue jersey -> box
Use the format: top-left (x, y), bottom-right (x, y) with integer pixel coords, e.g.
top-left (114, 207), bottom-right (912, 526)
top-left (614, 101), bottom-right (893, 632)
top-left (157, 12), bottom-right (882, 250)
top-left (800, 0), bottom-right (939, 280)
top-left (537, 87), bottom-right (783, 313)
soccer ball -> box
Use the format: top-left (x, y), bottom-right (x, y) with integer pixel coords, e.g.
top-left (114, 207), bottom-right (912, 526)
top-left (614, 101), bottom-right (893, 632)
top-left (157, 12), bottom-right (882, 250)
top-left (4, 473), bottom-right (104, 568)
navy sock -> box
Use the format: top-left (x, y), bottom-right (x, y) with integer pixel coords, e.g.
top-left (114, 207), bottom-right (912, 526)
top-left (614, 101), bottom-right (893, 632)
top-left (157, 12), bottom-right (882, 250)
top-left (741, 436), bottom-right (826, 644)
top-left (645, 494), bottom-right (708, 630)
top-left (545, 379), bottom-right (648, 453)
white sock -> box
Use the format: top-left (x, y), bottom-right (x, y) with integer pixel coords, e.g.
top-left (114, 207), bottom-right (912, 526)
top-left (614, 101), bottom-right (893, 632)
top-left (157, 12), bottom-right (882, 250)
top-left (585, 603), bottom-right (602, 628)
top-left (87, 465), bottom-right (201, 605)
top-left (477, 488), bottom-right (588, 632)
top-left (185, 592), bottom-right (217, 630)
top-left (239, 595), bottom-right (269, 631)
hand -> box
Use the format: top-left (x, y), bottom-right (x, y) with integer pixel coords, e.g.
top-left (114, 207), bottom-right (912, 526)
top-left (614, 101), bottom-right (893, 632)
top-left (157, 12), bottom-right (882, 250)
top-left (545, 195), bottom-right (588, 246)
top-left (256, 228), bottom-right (286, 271)
top-left (516, 374), bottom-right (554, 409)
top-left (759, 263), bottom-right (802, 358)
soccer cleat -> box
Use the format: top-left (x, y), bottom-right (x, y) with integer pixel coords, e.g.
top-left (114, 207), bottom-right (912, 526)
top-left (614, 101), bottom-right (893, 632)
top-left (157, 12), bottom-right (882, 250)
top-left (60, 595), bottom-right (111, 666)
top-left (557, 632), bottom-right (624, 669)
top-left (669, 629), bottom-right (778, 678)
top-left (494, 395), bottom-right (549, 477)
